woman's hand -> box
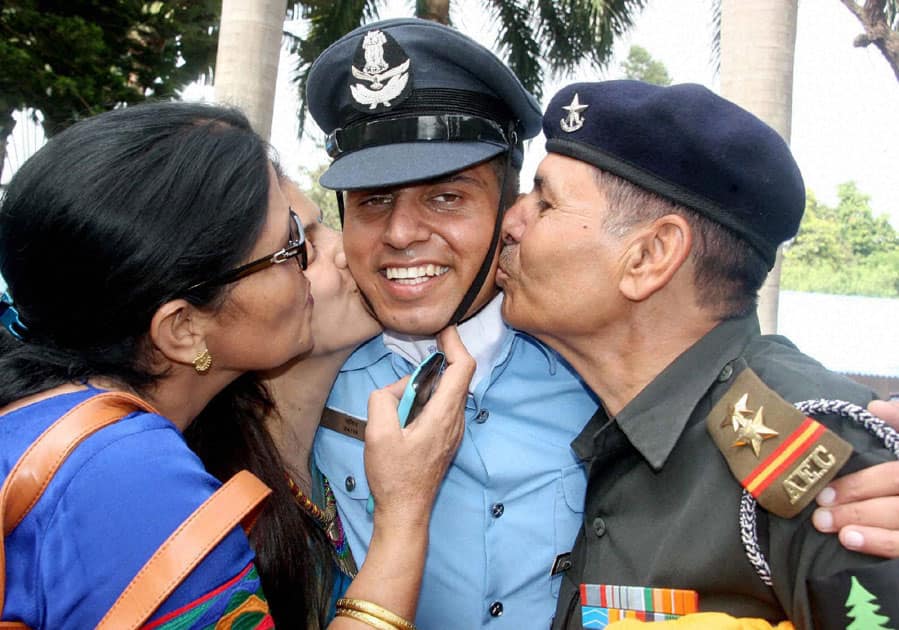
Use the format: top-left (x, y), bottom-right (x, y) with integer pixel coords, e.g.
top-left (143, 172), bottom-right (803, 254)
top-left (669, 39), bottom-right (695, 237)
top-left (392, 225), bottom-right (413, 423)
top-left (363, 326), bottom-right (475, 529)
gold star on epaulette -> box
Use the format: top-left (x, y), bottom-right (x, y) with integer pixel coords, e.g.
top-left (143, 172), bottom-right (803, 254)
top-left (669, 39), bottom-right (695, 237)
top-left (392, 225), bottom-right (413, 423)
top-left (722, 393), bottom-right (754, 431)
top-left (731, 407), bottom-right (779, 457)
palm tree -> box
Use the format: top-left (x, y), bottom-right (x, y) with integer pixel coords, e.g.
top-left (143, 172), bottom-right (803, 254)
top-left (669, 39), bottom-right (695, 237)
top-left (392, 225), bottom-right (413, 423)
top-left (214, 0), bottom-right (289, 140)
top-left (839, 0), bottom-right (899, 81)
top-left (719, 0), bottom-right (799, 334)
top-left (713, 0), bottom-right (899, 332)
top-left (284, 0), bottom-right (649, 133)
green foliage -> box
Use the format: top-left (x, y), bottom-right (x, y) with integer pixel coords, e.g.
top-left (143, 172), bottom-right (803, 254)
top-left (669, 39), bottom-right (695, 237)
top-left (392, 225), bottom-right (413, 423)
top-left (295, 161), bottom-right (342, 230)
top-left (620, 44), bottom-right (672, 85)
top-left (845, 576), bottom-right (891, 629)
top-left (0, 1), bottom-right (219, 136)
top-left (782, 182), bottom-right (899, 297)
top-left (526, 0), bottom-right (649, 94)
top-left (285, 0), bottom-right (378, 134)
top-left (286, 0), bottom-right (650, 135)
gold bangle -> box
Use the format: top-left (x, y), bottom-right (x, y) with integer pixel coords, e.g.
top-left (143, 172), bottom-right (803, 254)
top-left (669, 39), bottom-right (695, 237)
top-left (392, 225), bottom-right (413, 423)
top-left (335, 607), bottom-right (400, 630)
top-left (336, 598), bottom-right (417, 630)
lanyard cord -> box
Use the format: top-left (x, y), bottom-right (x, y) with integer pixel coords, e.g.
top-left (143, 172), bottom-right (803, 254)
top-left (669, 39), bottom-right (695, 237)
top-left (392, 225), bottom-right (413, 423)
top-left (445, 121), bottom-right (517, 328)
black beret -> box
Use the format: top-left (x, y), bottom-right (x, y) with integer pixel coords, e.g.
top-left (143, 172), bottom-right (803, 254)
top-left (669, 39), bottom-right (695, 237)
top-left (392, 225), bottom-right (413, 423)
top-left (307, 18), bottom-right (541, 190)
top-left (543, 81), bottom-right (805, 268)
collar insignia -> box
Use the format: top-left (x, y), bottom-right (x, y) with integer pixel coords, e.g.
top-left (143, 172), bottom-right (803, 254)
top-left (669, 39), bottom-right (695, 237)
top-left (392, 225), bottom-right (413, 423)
top-left (560, 93), bottom-right (588, 133)
top-left (349, 30), bottom-right (413, 112)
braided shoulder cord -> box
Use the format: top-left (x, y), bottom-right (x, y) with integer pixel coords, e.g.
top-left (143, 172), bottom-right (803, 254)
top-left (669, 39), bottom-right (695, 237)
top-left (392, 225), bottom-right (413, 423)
top-left (740, 399), bottom-right (899, 586)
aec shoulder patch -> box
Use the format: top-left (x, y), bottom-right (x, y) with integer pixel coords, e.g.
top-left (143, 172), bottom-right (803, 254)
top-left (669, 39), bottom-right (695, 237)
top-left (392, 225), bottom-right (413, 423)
top-left (706, 368), bottom-right (852, 518)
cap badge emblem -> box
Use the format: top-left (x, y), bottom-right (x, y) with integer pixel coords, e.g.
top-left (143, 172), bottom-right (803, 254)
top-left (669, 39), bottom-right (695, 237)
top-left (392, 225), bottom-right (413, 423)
top-left (560, 93), bottom-right (588, 133)
top-left (350, 29), bottom-right (413, 111)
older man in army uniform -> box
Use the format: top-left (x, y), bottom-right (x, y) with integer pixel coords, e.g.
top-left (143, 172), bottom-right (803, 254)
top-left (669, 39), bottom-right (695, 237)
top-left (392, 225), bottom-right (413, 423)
top-left (498, 81), bottom-right (898, 629)
top-left (302, 16), bottom-right (899, 629)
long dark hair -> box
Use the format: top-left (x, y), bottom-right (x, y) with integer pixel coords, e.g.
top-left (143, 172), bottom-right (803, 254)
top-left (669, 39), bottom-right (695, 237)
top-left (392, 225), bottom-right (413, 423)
top-left (0, 101), bottom-right (270, 403)
top-left (186, 376), bottom-right (335, 629)
top-left (184, 162), bottom-right (337, 627)
top-left (0, 100), bottom-right (332, 627)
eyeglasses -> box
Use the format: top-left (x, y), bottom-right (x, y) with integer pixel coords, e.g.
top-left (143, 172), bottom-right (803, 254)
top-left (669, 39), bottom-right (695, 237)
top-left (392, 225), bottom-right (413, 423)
top-left (183, 209), bottom-right (307, 295)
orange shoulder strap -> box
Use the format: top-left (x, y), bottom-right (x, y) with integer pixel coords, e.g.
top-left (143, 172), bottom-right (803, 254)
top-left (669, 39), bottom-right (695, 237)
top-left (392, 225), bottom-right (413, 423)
top-left (1, 391), bottom-right (152, 624)
top-left (0, 391), bottom-right (271, 630)
top-left (96, 469), bottom-right (270, 630)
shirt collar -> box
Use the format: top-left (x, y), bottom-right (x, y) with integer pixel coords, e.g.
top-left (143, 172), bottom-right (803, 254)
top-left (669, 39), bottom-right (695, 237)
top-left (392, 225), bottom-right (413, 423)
top-left (575, 314), bottom-right (760, 471)
top-left (382, 293), bottom-right (510, 390)
top-left (339, 293), bottom-right (561, 387)
top-left (339, 333), bottom-right (392, 371)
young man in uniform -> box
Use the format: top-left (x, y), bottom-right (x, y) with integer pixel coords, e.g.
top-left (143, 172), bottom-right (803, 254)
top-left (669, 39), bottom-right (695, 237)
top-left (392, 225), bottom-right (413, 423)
top-left (306, 18), bottom-right (598, 628)
top-left (497, 80), bottom-right (898, 629)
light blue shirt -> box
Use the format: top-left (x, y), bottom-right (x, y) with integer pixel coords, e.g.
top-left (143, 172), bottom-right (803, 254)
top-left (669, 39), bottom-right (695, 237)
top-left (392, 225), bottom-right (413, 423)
top-left (314, 320), bottom-right (598, 629)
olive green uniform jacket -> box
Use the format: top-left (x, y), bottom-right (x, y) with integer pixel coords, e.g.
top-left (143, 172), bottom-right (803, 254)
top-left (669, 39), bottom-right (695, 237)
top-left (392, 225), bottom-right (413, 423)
top-left (552, 314), bottom-right (897, 630)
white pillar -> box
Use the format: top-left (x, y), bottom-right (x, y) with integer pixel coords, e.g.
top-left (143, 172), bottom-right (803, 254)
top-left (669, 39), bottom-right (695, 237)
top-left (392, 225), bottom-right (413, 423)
top-left (720, 0), bottom-right (799, 334)
top-left (214, 0), bottom-right (288, 141)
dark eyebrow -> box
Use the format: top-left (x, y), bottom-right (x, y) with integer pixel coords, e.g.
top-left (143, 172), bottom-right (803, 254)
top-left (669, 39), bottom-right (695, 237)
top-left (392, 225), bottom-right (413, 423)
top-left (350, 173), bottom-right (484, 197)
top-left (533, 174), bottom-right (557, 200)
top-left (347, 187), bottom-right (393, 197)
top-left (434, 173), bottom-right (482, 187)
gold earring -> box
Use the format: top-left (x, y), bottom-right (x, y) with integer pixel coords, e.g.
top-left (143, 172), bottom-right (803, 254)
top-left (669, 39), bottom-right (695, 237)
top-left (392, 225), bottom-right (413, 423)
top-left (193, 348), bottom-right (212, 373)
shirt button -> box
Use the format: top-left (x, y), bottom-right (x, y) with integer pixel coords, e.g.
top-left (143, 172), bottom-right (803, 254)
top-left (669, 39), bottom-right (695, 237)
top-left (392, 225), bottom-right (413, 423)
top-left (475, 409), bottom-right (490, 423)
top-left (592, 516), bottom-right (607, 537)
top-left (345, 476), bottom-right (356, 492)
top-left (718, 363), bottom-right (734, 382)
top-left (489, 601), bottom-right (504, 617)
top-left (491, 503), bottom-right (505, 518)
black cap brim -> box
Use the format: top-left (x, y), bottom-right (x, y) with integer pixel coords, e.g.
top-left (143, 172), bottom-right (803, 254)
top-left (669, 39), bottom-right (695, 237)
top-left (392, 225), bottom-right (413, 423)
top-left (319, 141), bottom-right (509, 190)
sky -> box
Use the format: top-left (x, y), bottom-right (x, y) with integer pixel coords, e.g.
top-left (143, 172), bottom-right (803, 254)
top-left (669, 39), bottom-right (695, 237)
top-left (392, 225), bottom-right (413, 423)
top-left (267, 0), bottom-right (899, 230)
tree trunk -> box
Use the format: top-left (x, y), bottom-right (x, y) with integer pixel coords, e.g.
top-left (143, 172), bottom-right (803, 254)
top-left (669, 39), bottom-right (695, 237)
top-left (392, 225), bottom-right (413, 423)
top-left (0, 110), bottom-right (15, 187)
top-left (214, 0), bottom-right (287, 141)
top-left (417, 0), bottom-right (450, 24)
top-left (720, 0), bottom-right (799, 334)
top-left (839, 0), bottom-right (899, 82)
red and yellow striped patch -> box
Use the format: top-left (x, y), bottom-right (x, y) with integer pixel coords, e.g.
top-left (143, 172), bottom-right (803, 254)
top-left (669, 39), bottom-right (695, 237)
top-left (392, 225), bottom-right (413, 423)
top-left (742, 417), bottom-right (825, 497)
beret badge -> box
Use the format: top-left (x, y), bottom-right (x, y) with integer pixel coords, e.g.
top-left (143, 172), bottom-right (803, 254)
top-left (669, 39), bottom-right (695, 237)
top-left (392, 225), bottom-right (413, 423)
top-left (349, 29), bottom-right (413, 112)
top-left (560, 93), bottom-right (588, 133)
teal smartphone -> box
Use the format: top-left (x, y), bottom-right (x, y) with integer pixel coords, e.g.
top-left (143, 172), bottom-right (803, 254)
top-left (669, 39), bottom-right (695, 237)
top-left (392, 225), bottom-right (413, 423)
top-left (396, 351), bottom-right (446, 428)
top-left (366, 351), bottom-right (446, 514)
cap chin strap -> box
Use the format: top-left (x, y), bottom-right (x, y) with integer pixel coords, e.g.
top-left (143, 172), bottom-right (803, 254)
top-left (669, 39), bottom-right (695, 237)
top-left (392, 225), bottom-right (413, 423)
top-left (336, 190), bottom-right (346, 225)
top-left (332, 122), bottom-right (517, 336)
top-left (445, 121), bottom-right (516, 330)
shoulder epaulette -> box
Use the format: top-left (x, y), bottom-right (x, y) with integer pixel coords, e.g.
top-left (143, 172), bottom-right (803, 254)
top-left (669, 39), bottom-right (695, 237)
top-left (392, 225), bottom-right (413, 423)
top-left (706, 368), bottom-right (852, 518)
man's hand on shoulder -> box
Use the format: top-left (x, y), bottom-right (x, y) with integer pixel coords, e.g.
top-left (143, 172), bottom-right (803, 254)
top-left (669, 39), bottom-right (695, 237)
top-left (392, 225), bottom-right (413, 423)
top-left (811, 399), bottom-right (899, 559)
